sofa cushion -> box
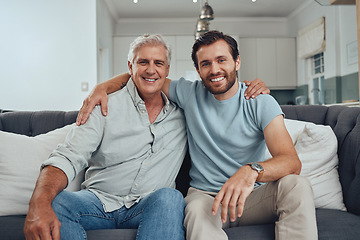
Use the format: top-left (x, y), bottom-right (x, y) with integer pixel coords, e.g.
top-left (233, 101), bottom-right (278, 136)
top-left (297, 121), bottom-right (345, 210)
top-left (0, 111), bottom-right (78, 136)
top-left (331, 107), bottom-right (360, 215)
top-left (316, 208), bottom-right (360, 240)
top-left (0, 124), bottom-right (83, 216)
top-left (87, 229), bottom-right (137, 240)
top-left (265, 119), bottom-right (346, 211)
top-left (224, 224), bottom-right (275, 240)
top-left (3, 209), bottom-right (360, 240)
top-left (0, 215), bottom-right (27, 239)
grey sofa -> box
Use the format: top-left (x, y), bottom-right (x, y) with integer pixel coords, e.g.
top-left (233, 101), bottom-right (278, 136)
top-left (0, 105), bottom-right (360, 240)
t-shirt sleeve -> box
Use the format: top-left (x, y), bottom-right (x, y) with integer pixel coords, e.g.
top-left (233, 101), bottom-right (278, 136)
top-left (169, 78), bottom-right (195, 109)
top-left (253, 95), bottom-right (284, 131)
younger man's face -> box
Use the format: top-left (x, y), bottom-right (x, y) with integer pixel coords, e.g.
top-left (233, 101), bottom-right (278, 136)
top-left (195, 39), bottom-right (241, 101)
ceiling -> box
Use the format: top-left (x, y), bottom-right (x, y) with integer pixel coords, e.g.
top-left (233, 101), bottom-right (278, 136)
top-left (104, 0), bottom-right (312, 20)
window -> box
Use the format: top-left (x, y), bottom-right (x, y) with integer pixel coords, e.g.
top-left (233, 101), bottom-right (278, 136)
top-left (312, 53), bottom-right (324, 75)
top-left (311, 52), bottom-right (325, 105)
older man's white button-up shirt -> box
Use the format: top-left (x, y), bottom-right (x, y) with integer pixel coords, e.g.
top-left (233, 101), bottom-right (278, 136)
top-left (43, 79), bottom-right (187, 212)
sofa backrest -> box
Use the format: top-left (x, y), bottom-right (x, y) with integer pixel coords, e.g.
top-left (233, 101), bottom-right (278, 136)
top-left (0, 111), bottom-right (78, 136)
top-left (1, 106), bottom-right (359, 215)
top-left (281, 105), bottom-right (360, 215)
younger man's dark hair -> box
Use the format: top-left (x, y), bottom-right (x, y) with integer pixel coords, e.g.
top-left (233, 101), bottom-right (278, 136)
top-left (191, 30), bottom-right (240, 70)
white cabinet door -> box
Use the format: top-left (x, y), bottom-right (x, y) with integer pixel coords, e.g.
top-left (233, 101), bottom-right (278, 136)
top-left (276, 38), bottom-right (296, 89)
top-left (174, 36), bottom-right (198, 81)
top-left (239, 38), bottom-right (257, 82)
top-left (113, 36), bottom-right (135, 76)
top-left (162, 36), bottom-right (177, 80)
top-left (239, 37), bottom-right (297, 89)
top-left (257, 38), bottom-right (277, 88)
top-left (176, 60), bottom-right (198, 81)
top-left (175, 36), bottom-right (194, 60)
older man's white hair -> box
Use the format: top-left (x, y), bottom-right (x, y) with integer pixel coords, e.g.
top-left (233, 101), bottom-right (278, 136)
top-left (128, 34), bottom-right (172, 66)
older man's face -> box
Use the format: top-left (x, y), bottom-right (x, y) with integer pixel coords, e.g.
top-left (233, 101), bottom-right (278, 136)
top-left (128, 44), bottom-right (169, 100)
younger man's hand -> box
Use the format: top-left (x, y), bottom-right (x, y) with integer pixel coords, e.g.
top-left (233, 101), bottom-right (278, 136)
top-left (76, 86), bottom-right (108, 126)
top-left (211, 165), bottom-right (258, 223)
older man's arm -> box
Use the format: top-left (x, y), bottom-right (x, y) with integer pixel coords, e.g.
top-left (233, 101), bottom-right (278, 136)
top-left (24, 166), bottom-right (68, 240)
top-left (243, 78), bottom-right (270, 100)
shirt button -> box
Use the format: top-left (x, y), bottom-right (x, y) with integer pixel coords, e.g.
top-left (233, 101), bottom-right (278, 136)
top-left (141, 110), bottom-right (146, 113)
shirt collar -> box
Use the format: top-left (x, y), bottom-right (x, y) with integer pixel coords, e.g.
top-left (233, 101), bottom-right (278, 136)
top-left (126, 78), bottom-right (170, 113)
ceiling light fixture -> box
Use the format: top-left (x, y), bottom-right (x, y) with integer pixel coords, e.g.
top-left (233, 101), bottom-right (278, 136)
top-left (199, 1), bottom-right (214, 20)
top-left (195, 0), bottom-right (214, 39)
top-left (196, 18), bottom-right (210, 32)
top-left (133, 0), bottom-right (138, 3)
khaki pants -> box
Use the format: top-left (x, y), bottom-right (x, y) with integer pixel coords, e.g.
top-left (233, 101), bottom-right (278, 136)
top-left (184, 175), bottom-right (318, 240)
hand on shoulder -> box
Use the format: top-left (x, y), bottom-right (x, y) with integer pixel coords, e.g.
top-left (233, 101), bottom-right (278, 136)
top-left (243, 78), bottom-right (270, 100)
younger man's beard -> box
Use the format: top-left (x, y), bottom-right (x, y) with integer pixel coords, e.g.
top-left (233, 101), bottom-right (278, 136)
top-left (202, 68), bottom-right (237, 95)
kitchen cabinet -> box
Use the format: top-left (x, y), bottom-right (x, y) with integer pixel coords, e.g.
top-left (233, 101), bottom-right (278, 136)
top-left (174, 36), bottom-right (198, 81)
top-left (113, 36), bottom-right (136, 76)
top-left (239, 38), bottom-right (297, 89)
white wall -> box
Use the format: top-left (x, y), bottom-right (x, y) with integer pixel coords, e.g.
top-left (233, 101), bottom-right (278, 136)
top-left (113, 17), bottom-right (290, 81)
top-left (339, 6), bottom-right (358, 76)
top-left (114, 2), bottom-right (357, 86)
top-left (287, 1), bottom-right (357, 86)
top-left (212, 18), bottom-right (289, 38)
top-left (1, 1), bottom-right (356, 111)
top-left (97, 0), bottom-right (115, 83)
top-left (0, 0), bottom-right (97, 111)
top-left (288, 1), bottom-right (338, 86)
top-left (114, 17), bottom-right (289, 37)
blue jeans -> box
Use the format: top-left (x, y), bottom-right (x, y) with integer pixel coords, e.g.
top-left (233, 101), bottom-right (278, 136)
top-left (52, 188), bottom-right (185, 240)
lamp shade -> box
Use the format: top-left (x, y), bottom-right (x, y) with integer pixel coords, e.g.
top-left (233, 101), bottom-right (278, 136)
top-left (196, 18), bottom-right (209, 32)
top-left (195, 32), bottom-right (203, 40)
top-left (200, 2), bottom-right (214, 20)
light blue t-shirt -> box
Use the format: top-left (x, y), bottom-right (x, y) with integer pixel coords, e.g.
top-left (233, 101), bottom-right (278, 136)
top-left (169, 78), bottom-right (283, 192)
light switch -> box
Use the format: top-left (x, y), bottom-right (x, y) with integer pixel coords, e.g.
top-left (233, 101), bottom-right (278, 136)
top-left (81, 82), bottom-right (89, 92)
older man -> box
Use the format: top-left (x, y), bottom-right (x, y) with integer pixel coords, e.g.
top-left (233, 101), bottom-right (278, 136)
top-left (24, 34), bottom-right (187, 240)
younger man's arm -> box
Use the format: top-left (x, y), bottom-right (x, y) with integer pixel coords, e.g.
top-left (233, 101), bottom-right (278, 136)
top-left (77, 73), bottom-right (131, 125)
